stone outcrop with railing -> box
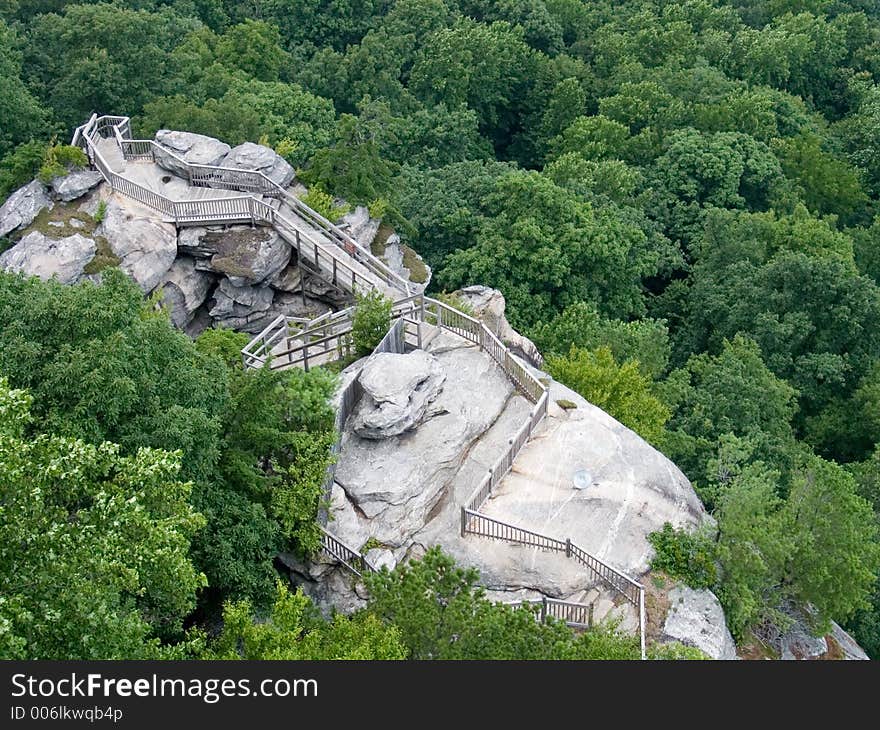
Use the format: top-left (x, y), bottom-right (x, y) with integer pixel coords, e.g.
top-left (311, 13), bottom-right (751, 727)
top-left (71, 114), bottom-right (416, 301)
top-left (247, 295), bottom-right (646, 658)
top-left (70, 112), bottom-right (646, 659)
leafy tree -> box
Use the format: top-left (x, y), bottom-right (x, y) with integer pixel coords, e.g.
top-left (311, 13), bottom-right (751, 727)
top-left (363, 547), bottom-right (641, 659)
top-left (546, 346), bottom-right (670, 445)
top-left (440, 170), bottom-right (657, 328)
top-left (660, 334), bottom-right (800, 489)
top-left (351, 290), bottom-right (393, 355)
top-left (22, 4), bottom-right (198, 127)
top-left (530, 301), bottom-right (670, 379)
top-left (0, 377), bottom-right (205, 659)
top-left (301, 114), bottom-right (397, 206)
top-left (203, 582), bottom-right (406, 660)
top-left (0, 20), bottom-right (49, 159)
top-left (215, 20), bottom-right (289, 82)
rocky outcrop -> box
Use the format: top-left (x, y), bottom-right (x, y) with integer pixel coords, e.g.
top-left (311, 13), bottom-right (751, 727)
top-left (351, 351), bottom-right (447, 439)
top-left (157, 257), bottom-right (215, 327)
top-left (154, 130), bottom-right (231, 178)
top-left (382, 232), bottom-right (432, 287)
top-left (208, 277), bottom-right (275, 330)
top-left (221, 142), bottom-right (295, 188)
top-left (0, 181), bottom-right (51, 238)
top-left (334, 339), bottom-right (515, 548)
top-left (663, 586), bottom-right (738, 660)
top-left (98, 199), bottom-right (177, 292)
top-left (178, 226), bottom-right (291, 286)
top-left (267, 264), bottom-right (302, 292)
top-left (50, 170), bottom-right (104, 203)
top-left (455, 285), bottom-right (543, 368)
top-left (0, 230), bottom-right (95, 284)
top-left (340, 206), bottom-right (380, 250)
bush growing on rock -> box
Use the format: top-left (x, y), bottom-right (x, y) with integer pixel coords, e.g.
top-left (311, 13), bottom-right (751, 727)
top-left (351, 289), bottom-right (392, 355)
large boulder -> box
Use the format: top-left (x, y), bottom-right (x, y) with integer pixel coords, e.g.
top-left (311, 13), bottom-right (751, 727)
top-left (210, 229), bottom-right (290, 286)
top-left (662, 585), bottom-right (738, 660)
top-left (0, 230), bottom-right (95, 284)
top-left (0, 180), bottom-right (51, 238)
top-left (382, 232), bottom-right (431, 288)
top-left (267, 263), bottom-right (302, 292)
top-left (178, 225), bottom-right (290, 286)
top-left (98, 198), bottom-right (177, 292)
top-left (157, 257), bottom-right (215, 327)
top-left (339, 205), bottom-right (380, 250)
top-left (154, 130), bottom-right (231, 179)
top-left (454, 285), bottom-right (543, 368)
top-left (220, 142), bottom-right (295, 188)
top-left (50, 170), bottom-right (104, 202)
top-left (351, 351), bottom-right (447, 439)
top-left (208, 277), bottom-right (275, 331)
top-left (334, 340), bottom-right (514, 547)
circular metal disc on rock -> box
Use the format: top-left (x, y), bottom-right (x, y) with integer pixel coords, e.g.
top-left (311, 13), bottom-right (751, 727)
top-left (572, 469), bottom-right (593, 490)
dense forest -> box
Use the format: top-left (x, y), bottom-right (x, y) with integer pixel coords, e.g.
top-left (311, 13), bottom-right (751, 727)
top-left (2, 0), bottom-right (880, 659)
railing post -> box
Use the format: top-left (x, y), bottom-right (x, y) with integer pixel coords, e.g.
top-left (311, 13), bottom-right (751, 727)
top-left (639, 588), bottom-right (646, 661)
top-left (589, 603), bottom-right (594, 628)
top-left (460, 506), bottom-right (466, 537)
top-left (540, 597), bottom-right (547, 624)
top-left (565, 538), bottom-right (571, 558)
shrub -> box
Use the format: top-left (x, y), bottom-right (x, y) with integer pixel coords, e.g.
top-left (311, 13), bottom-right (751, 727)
top-left (301, 187), bottom-right (350, 222)
top-left (94, 200), bottom-right (107, 224)
top-left (275, 138), bottom-right (300, 165)
top-left (368, 197), bottom-right (390, 220)
top-left (351, 290), bottom-right (392, 355)
top-left (37, 142), bottom-right (88, 183)
top-left (648, 522), bottom-right (718, 590)
top-left (0, 140), bottom-right (47, 198)
top-left (434, 291), bottom-right (474, 316)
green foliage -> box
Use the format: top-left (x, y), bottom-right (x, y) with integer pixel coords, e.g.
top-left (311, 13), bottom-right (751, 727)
top-left (93, 199), bottom-right (107, 224)
top-left (203, 581), bottom-right (406, 660)
top-left (647, 642), bottom-right (711, 660)
top-left (648, 523), bottom-right (718, 590)
top-left (0, 139), bottom-right (46, 198)
top-left (531, 301), bottom-right (670, 379)
top-left (363, 547), bottom-right (641, 659)
top-left (37, 142), bottom-right (87, 183)
top-left (0, 377), bottom-right (205, 659)
top-left (351, 290), bottom-right (393, 356)
top-left (546, 346), bottom-right (670, 445)
top-left (300, 187), bottom-right (351, 222)
top-left (301, 114), bottom-right (397, 207)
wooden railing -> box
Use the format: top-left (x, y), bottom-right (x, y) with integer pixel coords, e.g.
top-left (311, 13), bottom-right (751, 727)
top-left (72, 114), bottom-right (414, 299)
top-left (507, 597), bottom-right (596, 629)
top-left (319, 528), bottom-right (375, 577)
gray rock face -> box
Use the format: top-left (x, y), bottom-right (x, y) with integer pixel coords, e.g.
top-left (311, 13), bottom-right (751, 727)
top-left (364, 548), bottom-right (397, 572)
top-left (154, 130), bottom-right (231, 178)
top-left (0, 181), bottom-right (51, 238)
top-left (178, 225), bottom-right (290, 285)
top-left (335, 342), bottom-right (514, 548)
top-left (213, 230), bottom-right (290, 286)
top-left (780, 624), bottom-right (828, 660)
top-left (0, 230), bottom-right (96, 284)
top-left (51, 170), bottom-right (104, 202)
top-left (339, 205), bottom-right (380, 250)
top-left (383, 232), bottom-right (432, 288)
top-left (221, 142), bottom-right (295, 187)
top-left (829, 621), bottom-right (869, 660)
top-left (267, 263), bottom-right (302, 292)
top-left (208, 277), bottom-right (275, 331)
top-left (351, 351), bottom-right (447, 439)
top-left (455, 285), bottom-right (543, 368)
top-left (98, 199), bottom-right (177, 292)
top-left (157, 257), bottom-right (215, 327)
top-left (663, 586), bottom-right (738, 660)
